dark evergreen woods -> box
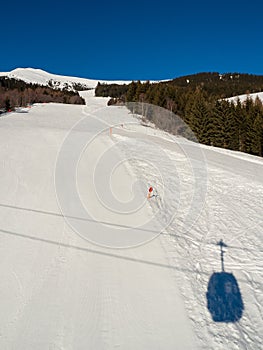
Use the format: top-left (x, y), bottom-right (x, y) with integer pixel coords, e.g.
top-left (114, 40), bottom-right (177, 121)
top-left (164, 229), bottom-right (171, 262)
top-left (95, 73), bottom-right (263, 157)
top-left (0, 77), bottom-right (85, 111)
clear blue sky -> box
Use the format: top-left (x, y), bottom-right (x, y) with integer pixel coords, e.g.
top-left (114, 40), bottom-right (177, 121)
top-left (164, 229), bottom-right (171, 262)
top-left (2, 0), bottom-right (263, 80)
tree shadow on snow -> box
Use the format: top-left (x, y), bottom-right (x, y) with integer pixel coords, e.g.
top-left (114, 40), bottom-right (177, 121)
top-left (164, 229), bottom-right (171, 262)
top-left (206, 240), bottom-right (244, 323)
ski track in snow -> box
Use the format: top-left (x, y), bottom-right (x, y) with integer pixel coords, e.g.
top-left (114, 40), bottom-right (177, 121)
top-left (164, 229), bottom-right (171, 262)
top-left (0, 90), bottom-right (262, 349)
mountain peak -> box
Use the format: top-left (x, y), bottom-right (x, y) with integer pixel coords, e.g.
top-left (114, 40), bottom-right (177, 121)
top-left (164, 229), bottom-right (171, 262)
top-left (0, 67), bottom-right (132, 91)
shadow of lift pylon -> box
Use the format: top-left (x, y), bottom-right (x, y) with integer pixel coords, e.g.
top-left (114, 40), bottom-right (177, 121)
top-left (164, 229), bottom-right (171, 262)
top-left (218, 239), bottom-right (227, 272)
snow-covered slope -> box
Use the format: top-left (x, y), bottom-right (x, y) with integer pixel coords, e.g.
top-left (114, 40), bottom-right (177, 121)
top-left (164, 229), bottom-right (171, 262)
top-left (0, 67), bottom-right (132, 90)
top-left (227, 91), bottom-right (263, 104)
top-left (0, 92), bottom-right (262, 349)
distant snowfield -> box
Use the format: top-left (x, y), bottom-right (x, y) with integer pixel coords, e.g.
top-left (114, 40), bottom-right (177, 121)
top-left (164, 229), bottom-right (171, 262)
top-left (227, 91), bottom-right (263, 104)
top-left (0, 90), bottom-right (262, 349)
top-left (0, 67), bottom-right (132, 90)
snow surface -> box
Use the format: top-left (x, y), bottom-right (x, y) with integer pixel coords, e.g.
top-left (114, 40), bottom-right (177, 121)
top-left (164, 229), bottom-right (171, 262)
top-left (0, 89), bottom-right (262, 349)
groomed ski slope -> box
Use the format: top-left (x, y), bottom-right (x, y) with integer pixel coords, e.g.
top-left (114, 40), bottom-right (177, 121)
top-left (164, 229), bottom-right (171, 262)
top-left (0, 91), bottom-right (262, 349)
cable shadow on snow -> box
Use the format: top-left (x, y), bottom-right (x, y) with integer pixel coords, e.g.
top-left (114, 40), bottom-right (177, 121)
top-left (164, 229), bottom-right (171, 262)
top-left (0, 227), bottom-right (259, 288)
top-left (1, 204), bottom-right (261, 253)
top-left (0, 227), bottom-right (210, 277)
top-left (206, 240), bottom-right (244, 323)
top-left (0, 203), bottom-right (160, 235)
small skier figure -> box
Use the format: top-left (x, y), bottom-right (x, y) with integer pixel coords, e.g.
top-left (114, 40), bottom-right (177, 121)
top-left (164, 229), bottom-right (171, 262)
top-left (147, 186), bottom-right (158, 199)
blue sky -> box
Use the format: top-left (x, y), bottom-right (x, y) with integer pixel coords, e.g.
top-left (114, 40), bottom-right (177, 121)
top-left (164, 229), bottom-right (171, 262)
top-left (2, 0), bottom-right (263, 80)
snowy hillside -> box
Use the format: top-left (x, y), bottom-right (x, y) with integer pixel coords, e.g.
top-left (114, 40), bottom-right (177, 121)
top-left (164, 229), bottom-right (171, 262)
top-left (0, 90), bottom-right (262, 349)
top-left (227, 91), bottom-right (263, 104)
top-left (0, 67), bottom-right (132, 91)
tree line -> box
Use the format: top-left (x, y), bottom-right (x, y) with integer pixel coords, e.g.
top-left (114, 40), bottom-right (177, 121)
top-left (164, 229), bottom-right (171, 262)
top-left (0, 77), bottom-right (85, 111)
top-left (95, 73), bottom-right (263, 157)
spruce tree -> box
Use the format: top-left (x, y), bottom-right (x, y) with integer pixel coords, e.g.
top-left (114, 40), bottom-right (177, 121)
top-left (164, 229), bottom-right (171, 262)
top-left (250, 114), bottom-right (263, 156)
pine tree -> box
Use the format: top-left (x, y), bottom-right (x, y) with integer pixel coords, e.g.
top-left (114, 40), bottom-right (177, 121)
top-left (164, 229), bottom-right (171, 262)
top-left (184, 90), bottom-right (211, 143)
top-left (250, 114), bottom-right (263, 156)
top-left (234, 99), bottom-right (247, 152)
top-left (126, 81), bottom-right (137, 102)
top-left (212, 100), bottom-right (238, 149)
top-left (5, 98), bottom-right (11, 111)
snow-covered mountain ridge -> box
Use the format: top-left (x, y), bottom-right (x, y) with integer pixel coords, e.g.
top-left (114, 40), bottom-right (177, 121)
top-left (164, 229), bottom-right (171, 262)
top-left (0, 67), bottom-right (132, 91)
